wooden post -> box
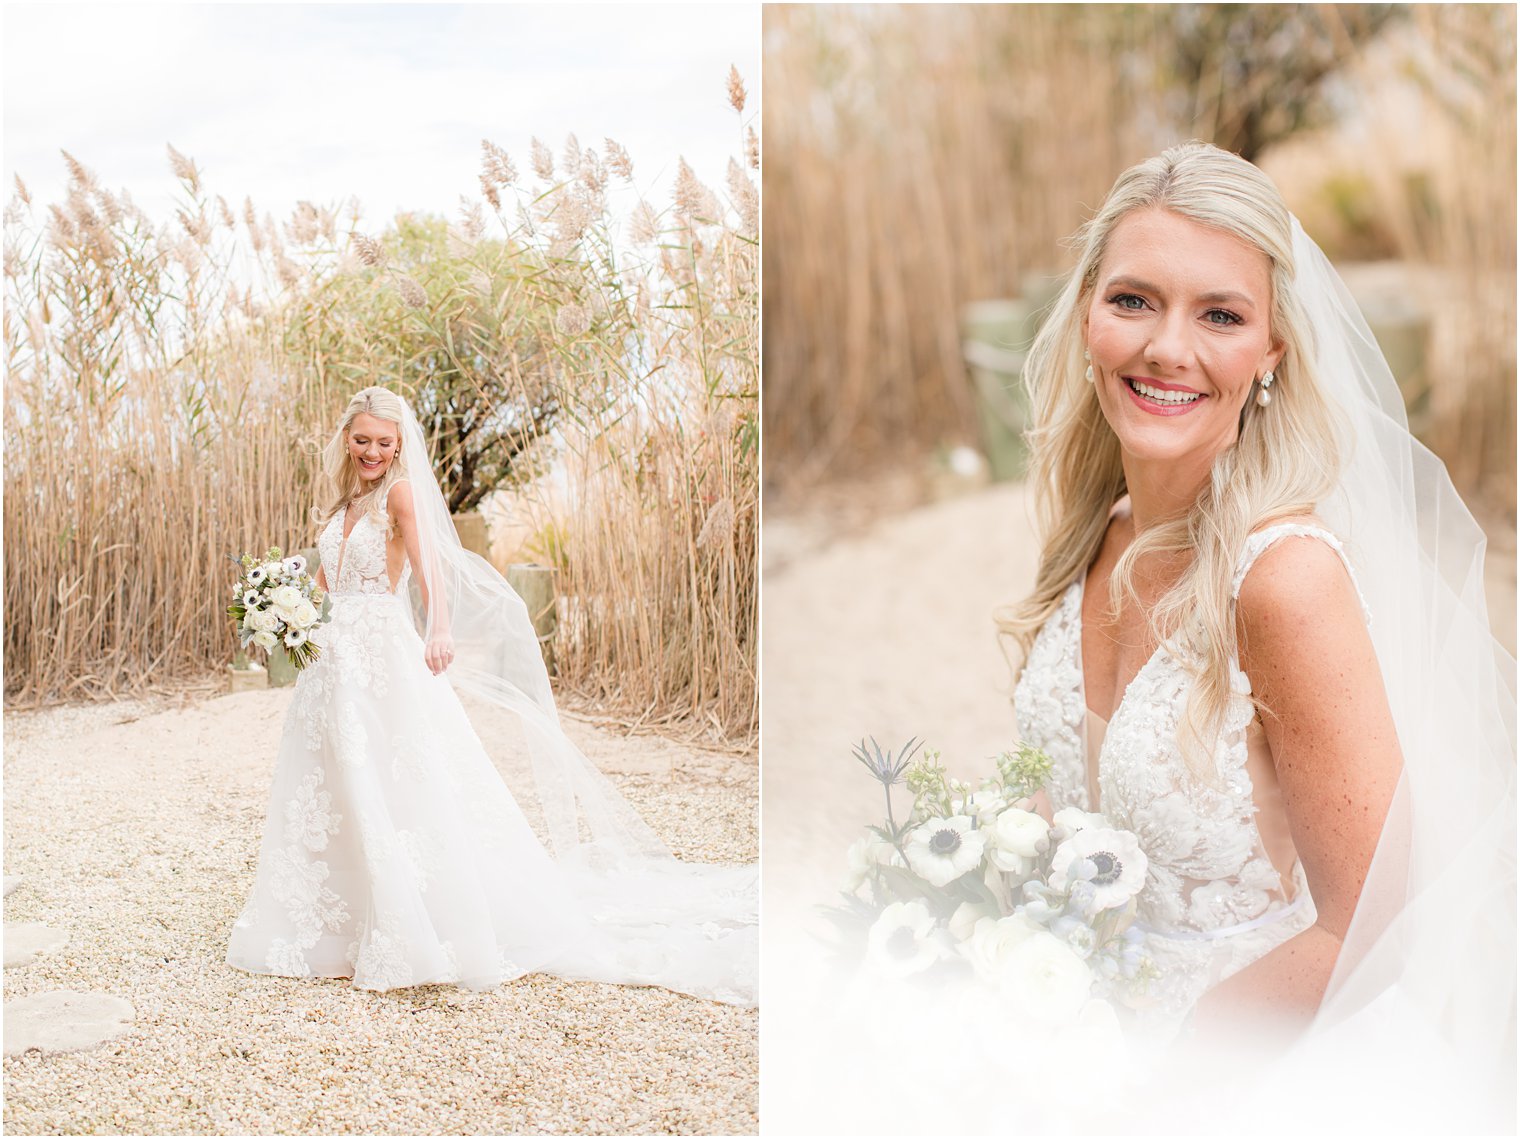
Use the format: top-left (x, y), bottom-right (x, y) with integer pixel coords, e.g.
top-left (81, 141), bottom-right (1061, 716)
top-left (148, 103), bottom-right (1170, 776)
top-left (507, 563), bottom-right (557, 673)
top-left (453, 511), bottom-right (490, 560)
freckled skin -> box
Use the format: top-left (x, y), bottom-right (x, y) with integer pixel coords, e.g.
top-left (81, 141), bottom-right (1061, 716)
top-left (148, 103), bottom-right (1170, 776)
top-left (1078, 209), bottom-right (1403, 1034)
top-left (1193, 534), bottom-right (1401, 1031)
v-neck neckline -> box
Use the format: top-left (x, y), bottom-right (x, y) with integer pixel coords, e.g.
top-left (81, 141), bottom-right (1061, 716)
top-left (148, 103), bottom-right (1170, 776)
top-left (332, 503), bottom-right (370, 589)
top-left (340, 500), bottom-right (367, 542)
top-left (1072, 573), bottom-right (1165, 729)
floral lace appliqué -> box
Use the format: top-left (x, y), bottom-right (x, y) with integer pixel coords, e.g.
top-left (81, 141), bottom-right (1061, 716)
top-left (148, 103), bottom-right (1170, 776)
top-left (1014, 522), bottom-right (1369, 1031)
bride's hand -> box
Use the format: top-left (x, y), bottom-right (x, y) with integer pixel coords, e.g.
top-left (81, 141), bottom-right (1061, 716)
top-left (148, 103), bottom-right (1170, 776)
top-left (425, 633), bottom-right (455, 675)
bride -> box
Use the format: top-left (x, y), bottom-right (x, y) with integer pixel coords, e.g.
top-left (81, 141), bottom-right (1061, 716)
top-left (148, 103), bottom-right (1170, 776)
top-left (1004, 141), bottom-right (1514, 1126)
top-left (226, 387), bottom-right (756, 1005)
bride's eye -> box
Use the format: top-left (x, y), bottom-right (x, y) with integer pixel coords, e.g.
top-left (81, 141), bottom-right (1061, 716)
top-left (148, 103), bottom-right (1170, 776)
top-left (1109, 293), bottom-right (1146, 312)
top-left (1204, 307), bottom-right (1243, 327)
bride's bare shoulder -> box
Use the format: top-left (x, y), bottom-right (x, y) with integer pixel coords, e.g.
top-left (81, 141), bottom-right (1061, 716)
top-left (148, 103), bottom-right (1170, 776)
top-left (386, 478), bottom-right (415, 512)
top-left (1236, 513), bottom-right (1361, 635)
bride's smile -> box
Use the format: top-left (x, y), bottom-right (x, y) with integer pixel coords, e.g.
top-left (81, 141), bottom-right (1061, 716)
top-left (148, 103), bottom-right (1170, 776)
top-left (347, 411), bottom-right (399, 480)
top-left (1084, 206), bottom-right (1283, 482)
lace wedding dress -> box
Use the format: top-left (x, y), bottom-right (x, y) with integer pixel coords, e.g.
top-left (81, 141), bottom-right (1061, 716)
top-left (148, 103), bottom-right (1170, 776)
top-left (1013, 521), bottom-right (1364, 1041)
top-left (226, 498), bottom-right (756, 1002)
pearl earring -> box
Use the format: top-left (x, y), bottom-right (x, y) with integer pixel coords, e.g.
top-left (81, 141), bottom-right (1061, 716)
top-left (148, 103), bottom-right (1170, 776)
top-left (1084, 348), bottom-right (1094, 384)
top-left (1257, 370), bottom-right (1275, 407)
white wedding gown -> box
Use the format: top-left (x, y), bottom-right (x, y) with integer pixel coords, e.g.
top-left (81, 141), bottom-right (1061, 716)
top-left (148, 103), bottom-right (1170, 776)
top-left (1013, 521), bottom-right (1358, 1042)
top-left (227, 503), bottom-right (756, 1002)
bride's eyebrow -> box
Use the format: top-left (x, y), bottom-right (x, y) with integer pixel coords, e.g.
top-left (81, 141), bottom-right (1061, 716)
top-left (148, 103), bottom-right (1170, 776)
top-left (1104, 274), bottom-right (1158, 294)
top-left (1104, 274), bottom-right (1256, 310)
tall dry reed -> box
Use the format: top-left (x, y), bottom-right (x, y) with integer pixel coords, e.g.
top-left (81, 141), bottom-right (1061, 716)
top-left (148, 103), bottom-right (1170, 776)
top-left (1349, 6), bottom-right (1516, 507)
top-left (4, 155), bottom-right (339, 703)
top-left (762, 5), bottom-right (1169, 493)
top-left (763, 5), bottom-right (1515, 508)
top-left (4, 76), bottom-right (759, 742)
top-left (464, 93), bottom-right (759, 740)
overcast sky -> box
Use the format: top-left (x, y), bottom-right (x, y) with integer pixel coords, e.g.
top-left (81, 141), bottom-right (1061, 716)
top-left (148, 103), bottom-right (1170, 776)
top-left (3, 2), bottom-right (759, 234)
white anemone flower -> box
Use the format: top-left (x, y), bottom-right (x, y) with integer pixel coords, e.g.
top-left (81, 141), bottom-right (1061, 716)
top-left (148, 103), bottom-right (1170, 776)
top-left (284, 628), bottom-right (308, 648)
top-left (283, 555), bottom-right (307, 576)
top-left (242, 590), bottom-right (261, 609)
top-left (903, 815), bottom-right (987, 887)
top-left (865, 900), bottom-right (944, 978)
top-left (987, 807), bottom-right (1050, 875)
top-left (1049, 827), bottom-right (1148, 911)
top-left (247, 566), bottom-right (268, 586)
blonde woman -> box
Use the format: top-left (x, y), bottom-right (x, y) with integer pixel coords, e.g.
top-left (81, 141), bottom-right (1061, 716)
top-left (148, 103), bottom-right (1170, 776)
top-left (1005, 143), bottom-right (1512, 1117)
top-left (227, 387), bottom-right (756, 1004)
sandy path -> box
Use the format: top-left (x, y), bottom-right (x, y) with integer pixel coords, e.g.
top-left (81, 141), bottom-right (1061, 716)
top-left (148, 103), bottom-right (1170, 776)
top-left (761, 481), bottom-right (1040, 946)
top-left (3, 691), bottom-right (757, 1136)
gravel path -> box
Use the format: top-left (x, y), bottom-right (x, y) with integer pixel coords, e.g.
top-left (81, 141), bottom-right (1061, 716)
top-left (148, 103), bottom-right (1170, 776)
top-left (3, 691), bottom-right (757, 1136)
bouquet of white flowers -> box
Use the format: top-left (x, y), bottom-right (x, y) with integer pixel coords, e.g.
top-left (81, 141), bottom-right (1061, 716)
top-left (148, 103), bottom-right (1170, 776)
top-left (831, 738), bottom-right (1158, 1025)
top-left (227, 547), bottom-right (332, 671)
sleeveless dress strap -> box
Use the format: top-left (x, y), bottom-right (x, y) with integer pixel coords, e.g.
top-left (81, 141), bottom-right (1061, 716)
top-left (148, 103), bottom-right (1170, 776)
top-left (1231, 522), bottom-right (1372, 625)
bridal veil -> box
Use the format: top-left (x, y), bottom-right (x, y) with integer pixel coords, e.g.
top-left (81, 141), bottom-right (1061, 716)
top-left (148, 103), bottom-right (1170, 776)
top-left (388, 395), bottom-right (756, 1006)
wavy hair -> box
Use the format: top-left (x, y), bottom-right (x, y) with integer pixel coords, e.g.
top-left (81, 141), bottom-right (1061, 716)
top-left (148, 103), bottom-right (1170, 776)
top-left (313, 386), bottom-right (412, 537)
top-left (997, 141), bottom-right (1346, 779)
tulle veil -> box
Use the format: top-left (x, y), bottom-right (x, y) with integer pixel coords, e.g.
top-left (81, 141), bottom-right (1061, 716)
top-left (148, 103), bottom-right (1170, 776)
top-left (384, 394), bottom-right (756, 1006)
top-left (1246, 219), bottom-right (1517, 1129)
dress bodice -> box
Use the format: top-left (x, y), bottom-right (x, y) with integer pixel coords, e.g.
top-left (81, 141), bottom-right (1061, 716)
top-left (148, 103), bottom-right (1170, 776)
top-left (1013, 522), bottom-right (1369, 1031)
top-left (318, 497), bottom-right (411, 597)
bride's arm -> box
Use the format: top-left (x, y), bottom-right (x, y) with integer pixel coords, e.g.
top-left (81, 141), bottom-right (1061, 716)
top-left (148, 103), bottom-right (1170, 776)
top-left (388, 480), bottom-right (454, 674)
top-left (1191, 535), bottom-right (1402, 1031)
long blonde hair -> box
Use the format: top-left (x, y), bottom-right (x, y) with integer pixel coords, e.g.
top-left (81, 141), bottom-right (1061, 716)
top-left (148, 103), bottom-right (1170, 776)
top-left (998, 141), bottom-right (1345, 777)
top-left (313, 386), bottom-right (411, 536)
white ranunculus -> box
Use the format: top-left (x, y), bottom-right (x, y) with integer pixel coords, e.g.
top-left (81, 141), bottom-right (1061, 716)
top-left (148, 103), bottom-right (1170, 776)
top-left (903, 815), bottom-right (987, 888)
top-left (1049, 827), bottom-right (1149, 911)
top-left (291, 600), bottom-right (319, 628)
top-left (256, 609), bottom-right (282, 633)
top-left (1052, 807), bottom-right (1107, 834)
top-left (960, 912), bottom-right (1043, 985)
top-left (1001, 930), bottom-right (1094, 1026)
top-left (284, 628), bottom-right (308, 648)
top-left (270, 584), bottom-right (302, 611)
top-left (252, 629), bottom-right (278, 651)
top-left (865, 900), bottom-right (944, 979)
top-left (987, 808), bottom-right (1050, 875)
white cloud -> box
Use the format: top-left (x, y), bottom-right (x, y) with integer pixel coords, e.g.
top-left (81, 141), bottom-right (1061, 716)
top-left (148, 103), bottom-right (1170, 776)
top-left (3, 2), bottom-right (759, 233)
